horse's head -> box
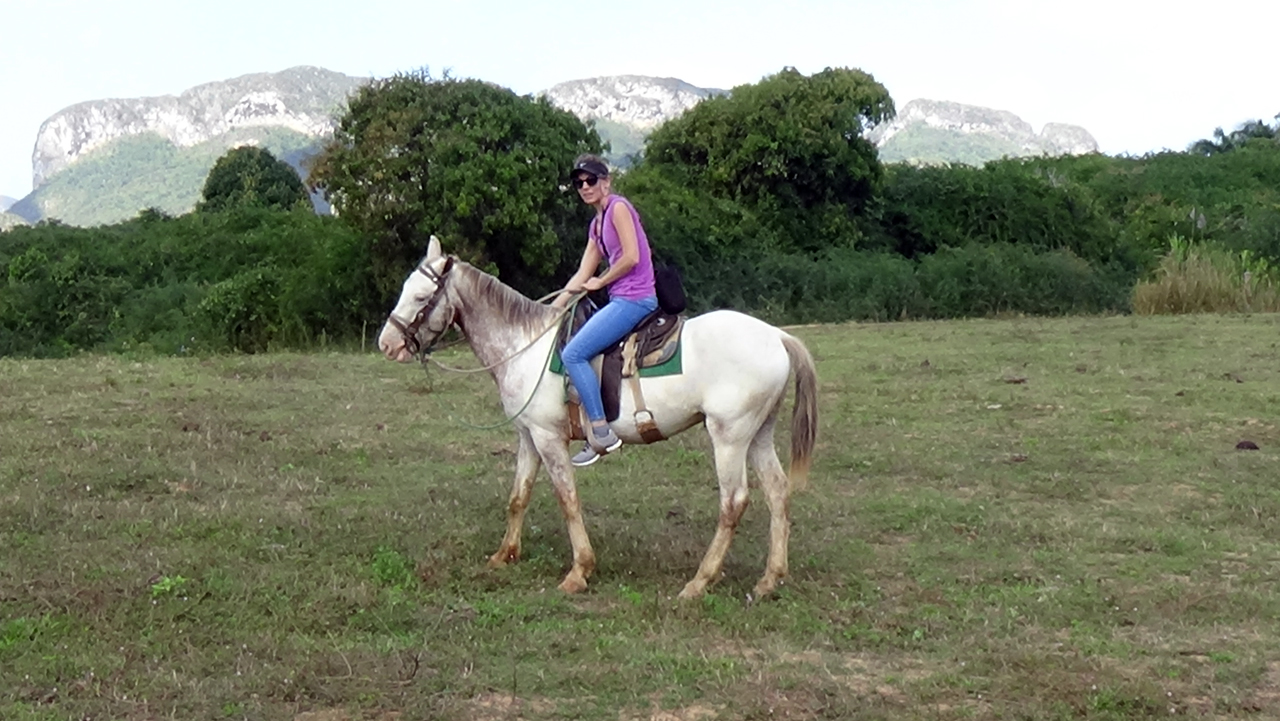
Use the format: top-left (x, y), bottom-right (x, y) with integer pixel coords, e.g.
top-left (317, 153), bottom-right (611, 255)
top-left (378, 236), bottom-right (457, 363)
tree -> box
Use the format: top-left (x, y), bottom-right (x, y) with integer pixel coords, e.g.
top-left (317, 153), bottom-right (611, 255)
top-left (307, 69), bottom-right (604, 299)
top-left (198, 146), bottom-right (310, 212)
top-left (1188, 116), bottom-right (1279, 156)
top-left (636, 67), bottom-right (894, 254)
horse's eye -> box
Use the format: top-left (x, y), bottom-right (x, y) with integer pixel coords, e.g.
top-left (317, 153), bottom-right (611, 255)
top-left (413, 294), bottom-right (428, 303)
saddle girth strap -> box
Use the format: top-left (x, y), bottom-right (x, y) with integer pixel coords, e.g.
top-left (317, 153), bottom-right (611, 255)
top-left (622, 334), bottom-right (666, 444)
top-left (566, 400), bottom-right (587, 441)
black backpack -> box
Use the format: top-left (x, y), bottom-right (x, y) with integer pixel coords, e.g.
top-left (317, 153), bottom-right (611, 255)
top-left (654, 263), bottom-right (686, 315)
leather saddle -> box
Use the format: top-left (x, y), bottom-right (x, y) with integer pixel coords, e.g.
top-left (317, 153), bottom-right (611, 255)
top-left (556, 298), bottom-right (684, 442)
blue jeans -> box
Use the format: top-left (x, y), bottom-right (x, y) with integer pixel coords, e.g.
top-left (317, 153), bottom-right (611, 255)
top-left (563, 295), bottom-right (659, 423)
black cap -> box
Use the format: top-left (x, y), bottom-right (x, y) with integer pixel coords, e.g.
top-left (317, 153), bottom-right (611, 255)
top-left (568, 158), bottom-right (609, 180)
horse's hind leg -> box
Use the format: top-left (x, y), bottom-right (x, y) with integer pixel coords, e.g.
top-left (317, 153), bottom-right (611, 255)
top-left (488, 428), bottom-right (541, 568)
top-left (748, 414), bottom-right (790, 599)
top-left (679, 428), bottom-right (751, 600)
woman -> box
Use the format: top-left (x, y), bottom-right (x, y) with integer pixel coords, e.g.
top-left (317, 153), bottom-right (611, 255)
top-left (556, 154), bottom-right (658, 467)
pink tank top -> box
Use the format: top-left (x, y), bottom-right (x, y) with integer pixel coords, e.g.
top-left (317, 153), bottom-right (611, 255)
top-left (590, 195), bottom-right (656, 301)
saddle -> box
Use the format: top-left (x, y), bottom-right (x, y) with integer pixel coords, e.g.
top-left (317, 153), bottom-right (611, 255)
top-left (556, 298), bottom-right (684, 444)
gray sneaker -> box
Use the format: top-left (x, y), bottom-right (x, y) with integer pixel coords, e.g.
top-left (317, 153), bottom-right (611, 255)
top-left (589, 427), bottom-right (623, 454)
top-left (571, 444), bottom-right (602, 467)
top-left (572, 428), bottom-right (622, 467)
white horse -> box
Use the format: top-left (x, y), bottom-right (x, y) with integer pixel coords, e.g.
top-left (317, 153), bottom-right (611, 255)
top-left (377, 237), bottom-right (818, 599)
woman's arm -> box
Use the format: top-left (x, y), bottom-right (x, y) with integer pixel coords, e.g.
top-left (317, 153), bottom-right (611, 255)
top-left (553, 238), bottom-right (603, 307)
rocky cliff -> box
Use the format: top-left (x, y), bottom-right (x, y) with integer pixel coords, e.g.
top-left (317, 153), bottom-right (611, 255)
top-left (542, 75), bottom-right (724, 130)
top-left (31, 66), bottom-right (367, 188)
top-left (542, 80), bottom-right (1096, 166)
top-left (0, 211), bottom-right (27, 231)
top-left (870, 99), bottom-right (1098, 160)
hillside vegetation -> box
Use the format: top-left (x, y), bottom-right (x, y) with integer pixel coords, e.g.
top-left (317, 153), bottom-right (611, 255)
top-left (877, 125), bottom-right (1029, 165)
top-left (1, 68), bottom-right (1278, 359)
top-left (13, 71), bottom-right (1103, 226)
top-left (11, 128), bottom-right (321, 226)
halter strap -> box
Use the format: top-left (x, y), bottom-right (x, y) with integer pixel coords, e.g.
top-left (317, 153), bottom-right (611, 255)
top-left (388, 255), bottom-right (456, 355)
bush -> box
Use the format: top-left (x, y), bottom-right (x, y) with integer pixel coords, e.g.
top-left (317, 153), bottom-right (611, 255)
top-left (675, 244), bottom-right (1127, 324)
top-left (697, 250), bottom-right (922, 324)
top-left (0, 208), bottom-right (374, 357)
top-left (867, 161), bottom-right (1123, 264)
top-left (916, 244), bottom-right (1130, 317)
top-left (1132, 237), bottom-right (1280, 314)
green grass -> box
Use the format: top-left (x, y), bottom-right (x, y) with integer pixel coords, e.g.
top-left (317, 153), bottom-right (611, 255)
top-left (2, 314), bottom-right (1279, 719)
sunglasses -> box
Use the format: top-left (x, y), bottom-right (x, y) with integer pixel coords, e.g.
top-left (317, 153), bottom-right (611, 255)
top-left (571, 175), bottom-right (600, 189)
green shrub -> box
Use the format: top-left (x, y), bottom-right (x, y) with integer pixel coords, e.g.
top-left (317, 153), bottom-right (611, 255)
top-left (0, 208), bottom-right (373, 357)
top-left (197, 267), bottom-right (282, 352)
top-left (1132, 237), bottom-right (1280, 314)
top-left (680, 244), bottom-right (1126, 324)
top-left (915, 244), bottom-right (1128, 317)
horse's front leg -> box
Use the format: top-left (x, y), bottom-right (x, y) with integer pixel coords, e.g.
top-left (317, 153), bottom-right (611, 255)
top-left (531, 429), bottom-right (596, 593)
top-left (488, 428), bottom-right (541, 568)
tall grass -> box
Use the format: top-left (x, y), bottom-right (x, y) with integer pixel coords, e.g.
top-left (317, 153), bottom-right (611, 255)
top-left (1132, 235), bottom-right (1280, 314)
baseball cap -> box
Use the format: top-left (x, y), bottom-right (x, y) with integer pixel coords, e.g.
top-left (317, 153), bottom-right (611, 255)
top-left (568, 157), bottom-right (609, 180)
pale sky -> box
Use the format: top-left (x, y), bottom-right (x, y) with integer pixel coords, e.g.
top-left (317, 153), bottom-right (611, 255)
top-left (2, 0), bottom-right (1278, 201)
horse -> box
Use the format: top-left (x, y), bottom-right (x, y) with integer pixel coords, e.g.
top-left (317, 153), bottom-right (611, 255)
top-left (377, 237), bottom-right (818, 599)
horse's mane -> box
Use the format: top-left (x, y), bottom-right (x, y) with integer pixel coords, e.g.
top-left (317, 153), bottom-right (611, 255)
top-left (453, 261), bottom-right (560, 335)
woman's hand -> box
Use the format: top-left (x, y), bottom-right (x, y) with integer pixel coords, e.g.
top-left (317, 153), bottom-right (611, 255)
top-left (583, 277), bottom-right (606, 292)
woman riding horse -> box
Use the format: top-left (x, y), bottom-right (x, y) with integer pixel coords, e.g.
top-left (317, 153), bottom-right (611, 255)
top-left (555, 154), bottom-right (658, 467)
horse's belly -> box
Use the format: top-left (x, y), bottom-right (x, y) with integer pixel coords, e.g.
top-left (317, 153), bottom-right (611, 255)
top-left (613, 375), bottom-right (706, 441)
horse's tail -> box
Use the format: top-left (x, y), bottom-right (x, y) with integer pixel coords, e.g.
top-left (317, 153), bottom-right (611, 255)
top-left (781, 333), bottom-right (818, 492)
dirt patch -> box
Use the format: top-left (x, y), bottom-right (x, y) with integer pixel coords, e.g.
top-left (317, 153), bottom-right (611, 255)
top-left (1247, 661), bottom-right (1280, 711)
top-left (294, 711), bottom-right (350, 721)
top-left (465, 693), bottom-right (556, 721)
top-left (840, 653), bottom-right (934, 698)
top-left (620, 699), bottom-right (721, 721)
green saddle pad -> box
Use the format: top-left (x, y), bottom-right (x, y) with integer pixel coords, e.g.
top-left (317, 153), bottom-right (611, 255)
top-left (549, 341), bottom-right (682, 378)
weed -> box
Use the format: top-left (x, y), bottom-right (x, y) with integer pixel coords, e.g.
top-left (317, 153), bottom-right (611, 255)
top-left (370, 546), bottom-right (416, 590)
top-left (150, 574), bottom-right (189, 598)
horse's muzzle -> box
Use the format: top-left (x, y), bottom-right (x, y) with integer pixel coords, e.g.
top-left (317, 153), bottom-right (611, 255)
top-left (377, 324), bottom-right (416, 363)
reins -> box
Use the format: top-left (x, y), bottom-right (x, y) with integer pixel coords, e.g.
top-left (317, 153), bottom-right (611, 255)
top-left (395, 268), bottom-right (585, 429)
top-left (422, 289), bottom-right (581, 374)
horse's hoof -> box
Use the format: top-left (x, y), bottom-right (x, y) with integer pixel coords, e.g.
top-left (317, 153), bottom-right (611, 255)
top-left (677, 581), bottom-right (705, 600)
top-left (752, 578), bottom-right (781, 599)
top-left (558, 573), bottom-right (588, 594)
top-left (487, 547), bottom-right (519, 568)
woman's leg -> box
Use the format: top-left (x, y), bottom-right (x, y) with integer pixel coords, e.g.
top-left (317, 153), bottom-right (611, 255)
top-left (562, 297), bottom-right (658, 424)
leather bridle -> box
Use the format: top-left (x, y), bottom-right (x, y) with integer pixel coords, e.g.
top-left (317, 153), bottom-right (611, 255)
top-left (386, 256), bottom-right (456, 357)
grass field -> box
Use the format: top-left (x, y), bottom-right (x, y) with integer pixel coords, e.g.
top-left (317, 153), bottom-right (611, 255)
top-left (2, 314), bottom-right (1278, 720)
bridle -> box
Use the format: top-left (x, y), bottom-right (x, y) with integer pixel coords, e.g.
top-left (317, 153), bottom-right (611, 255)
top-left (386, 255), bottom-right (457, 357)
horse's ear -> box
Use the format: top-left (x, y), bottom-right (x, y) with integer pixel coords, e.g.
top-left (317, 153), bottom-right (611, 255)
top-left (426, 235), bottom-right (442, 260)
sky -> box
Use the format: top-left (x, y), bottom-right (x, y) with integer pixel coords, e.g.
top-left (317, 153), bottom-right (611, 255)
top-left (2, 0), bottom-right (1278, 201)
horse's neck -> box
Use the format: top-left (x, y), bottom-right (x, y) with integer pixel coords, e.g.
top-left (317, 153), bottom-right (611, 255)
top-left (452, 265), bottom-right (560, 375)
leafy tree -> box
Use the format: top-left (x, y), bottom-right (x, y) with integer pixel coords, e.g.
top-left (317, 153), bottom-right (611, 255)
top-left (308, 69), bottom-right (604, 298)
top-left (1188, 115), bottom-right (1279, 156)
top-left (637, 67), bottom-right (894, 253)
top-left (198, 145), bottom-right (310, 212)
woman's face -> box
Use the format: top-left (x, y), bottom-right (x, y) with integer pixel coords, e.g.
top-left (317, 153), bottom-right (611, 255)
top-left (573, 172), bottom-right (609, 204)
